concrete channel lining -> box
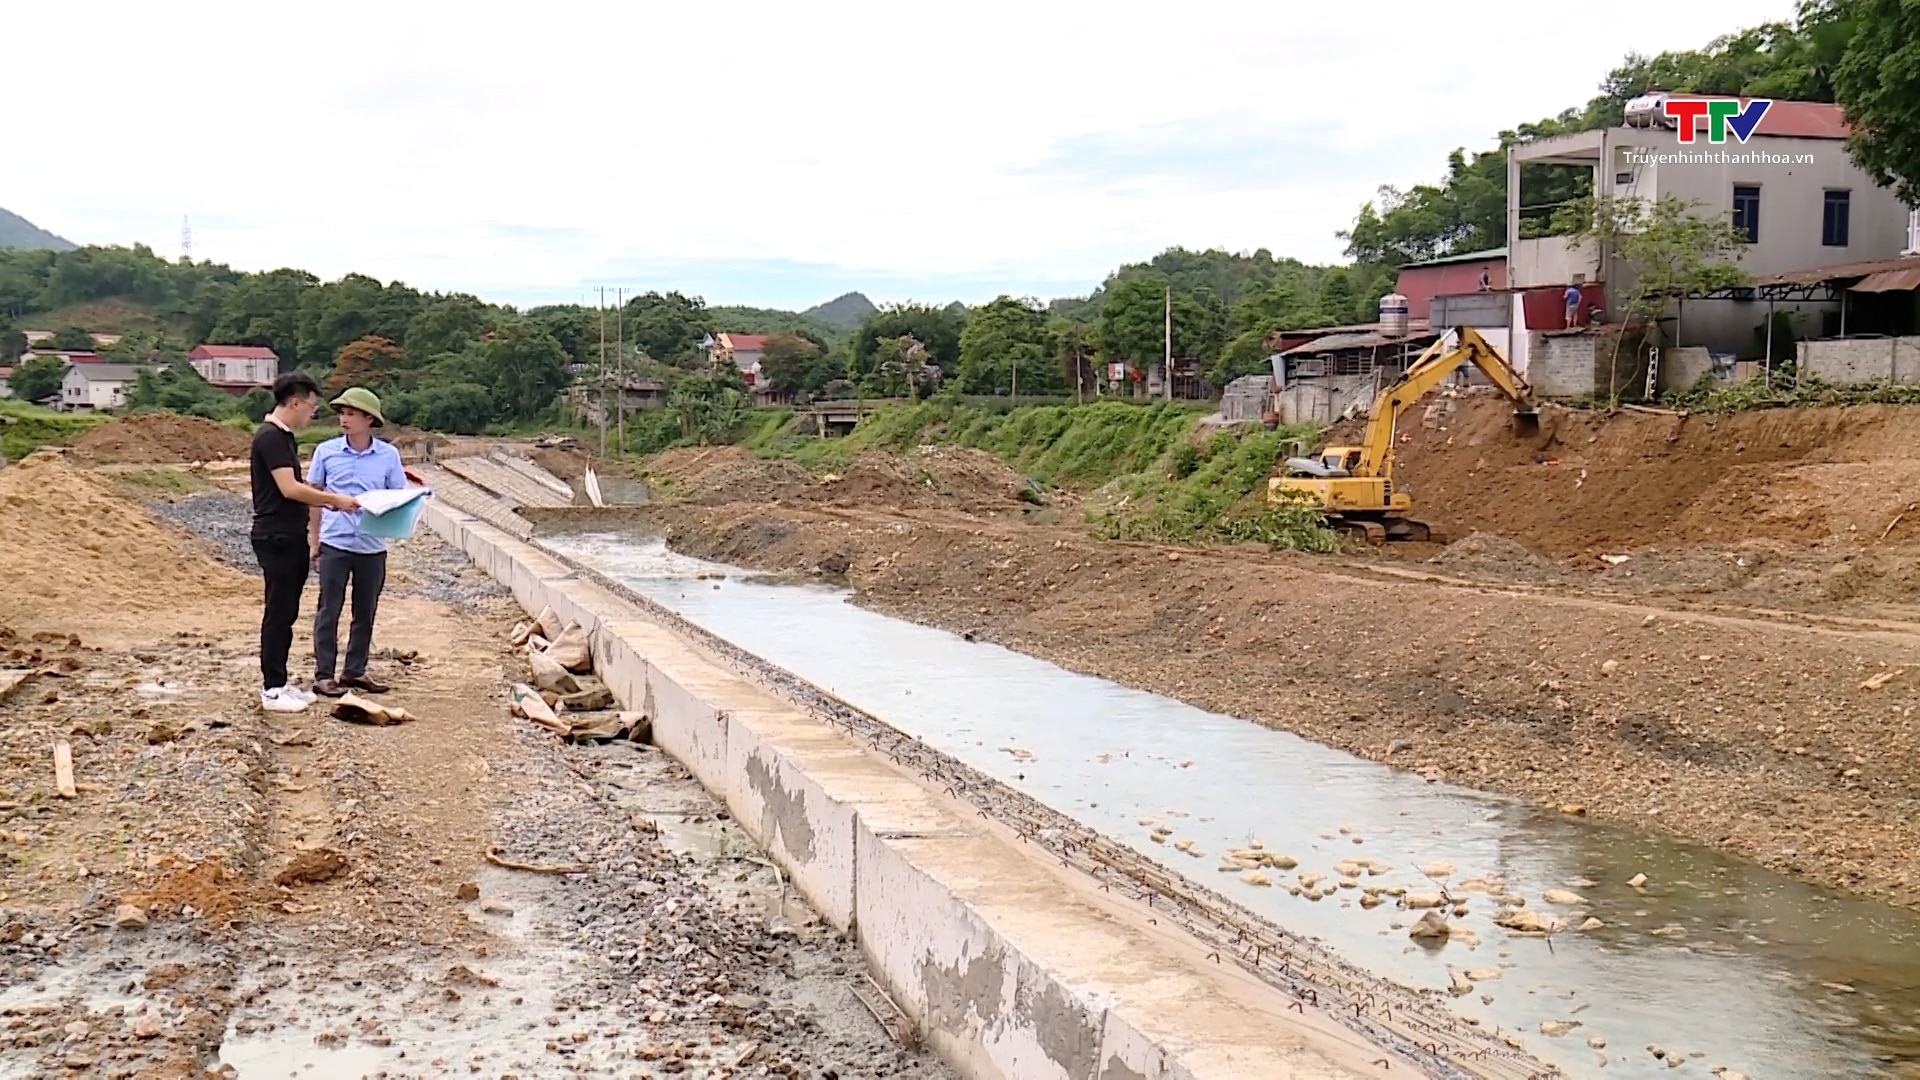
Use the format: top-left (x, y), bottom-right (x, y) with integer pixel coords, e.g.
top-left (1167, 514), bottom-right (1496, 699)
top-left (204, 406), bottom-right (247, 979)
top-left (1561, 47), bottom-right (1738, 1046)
top-left (418, 500), bottom-right (1429, 1080)
top-left (420, 498), bottom-right (1557, 1080)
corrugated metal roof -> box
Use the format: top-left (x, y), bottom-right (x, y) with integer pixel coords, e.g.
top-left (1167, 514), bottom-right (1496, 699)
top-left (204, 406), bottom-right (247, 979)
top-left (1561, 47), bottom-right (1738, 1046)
top-left (1281, 330), bottom-right (1439, 357)
top-left (1754, 255), bottom-right (1920, 287)
top-left (1400, 247), bottom-right (1508, 269)
top-left (1851, 268), bottom-right (1920, 293)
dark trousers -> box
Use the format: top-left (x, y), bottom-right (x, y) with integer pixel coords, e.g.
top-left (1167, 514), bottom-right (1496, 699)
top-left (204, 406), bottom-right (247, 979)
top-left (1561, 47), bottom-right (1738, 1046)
top-left (314, 544), bottom-right (388, 680)
top-left (252, 535), bottom-right (310, 691)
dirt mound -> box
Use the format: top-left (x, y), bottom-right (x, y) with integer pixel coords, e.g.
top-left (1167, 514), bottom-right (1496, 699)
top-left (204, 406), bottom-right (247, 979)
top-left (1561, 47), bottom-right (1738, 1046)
top-left (648, 446), bottom-right (813, 505)
top-left (0, 453), bottom-right (252, 629)
top-left (1392, 398), bottom-right (1920, 557)
top-left (71, 413), bottom-right (253, 464)
top-left (1428, 532), bottom-right (1566, 585)
top-left (808, 447), bottom-right (1033, 511)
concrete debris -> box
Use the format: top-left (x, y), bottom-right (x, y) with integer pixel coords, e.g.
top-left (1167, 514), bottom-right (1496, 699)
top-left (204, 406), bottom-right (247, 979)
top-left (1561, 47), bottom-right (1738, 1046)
top-left (1628, 873), bottom-right (1650, 888)
top-left (1543, 889), bottom-right (1589, 906)
top-left (1408, 910), bottom-right (1452, 941)
top-left (1541, 1020), bottom-right (1581, 1037)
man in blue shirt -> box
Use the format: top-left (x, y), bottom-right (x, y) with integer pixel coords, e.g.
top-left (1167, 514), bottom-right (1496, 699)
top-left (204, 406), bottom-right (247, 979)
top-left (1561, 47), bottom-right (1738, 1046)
top-left (1564, 284), bottom-right (1582, 329)
top-left (307, 387), bottom-right (409, 697)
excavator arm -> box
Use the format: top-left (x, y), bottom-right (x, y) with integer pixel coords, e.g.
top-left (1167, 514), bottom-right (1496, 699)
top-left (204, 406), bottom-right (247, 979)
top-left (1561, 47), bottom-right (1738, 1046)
top-left (1354, 325), bottom-right (1536, 483)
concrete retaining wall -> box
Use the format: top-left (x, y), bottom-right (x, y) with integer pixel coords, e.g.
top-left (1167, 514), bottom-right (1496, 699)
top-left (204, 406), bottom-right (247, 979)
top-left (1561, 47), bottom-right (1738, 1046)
top-left (1801, 335), bottom-right (1920, 384)
top-left (418, 499), bottom-right (1389, 1080)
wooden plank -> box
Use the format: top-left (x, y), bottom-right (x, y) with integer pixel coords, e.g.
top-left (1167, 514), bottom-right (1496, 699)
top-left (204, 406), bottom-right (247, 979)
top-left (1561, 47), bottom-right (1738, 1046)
top-left (53, 740), bottom-right (76, 799)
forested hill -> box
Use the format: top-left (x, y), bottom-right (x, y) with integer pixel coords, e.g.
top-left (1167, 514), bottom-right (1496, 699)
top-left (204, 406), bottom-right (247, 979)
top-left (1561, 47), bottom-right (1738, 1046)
top-left (0, 209), bottom-right (75, 252)
top-left (803, 292), bottom-right (877, 327)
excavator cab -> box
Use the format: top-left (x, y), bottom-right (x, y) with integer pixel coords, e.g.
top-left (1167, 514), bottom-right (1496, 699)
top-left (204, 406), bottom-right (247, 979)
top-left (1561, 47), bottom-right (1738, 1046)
top-left (1283, 447), bottom-right (1363, 478)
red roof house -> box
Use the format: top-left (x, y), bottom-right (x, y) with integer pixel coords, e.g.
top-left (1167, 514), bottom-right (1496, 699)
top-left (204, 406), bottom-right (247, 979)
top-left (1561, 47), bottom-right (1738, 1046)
top-left (188, 344), bottom-right (280, 390)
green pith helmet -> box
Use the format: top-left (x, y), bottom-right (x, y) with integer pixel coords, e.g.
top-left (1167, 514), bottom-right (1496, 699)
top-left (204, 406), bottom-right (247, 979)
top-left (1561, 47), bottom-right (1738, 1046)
top-left (330, 386), bottom-right (385, 427)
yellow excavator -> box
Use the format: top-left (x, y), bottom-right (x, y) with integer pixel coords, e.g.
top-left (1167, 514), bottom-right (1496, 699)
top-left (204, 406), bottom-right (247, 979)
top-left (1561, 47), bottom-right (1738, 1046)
top-left (1268, 325), bottom-right (1538, 544)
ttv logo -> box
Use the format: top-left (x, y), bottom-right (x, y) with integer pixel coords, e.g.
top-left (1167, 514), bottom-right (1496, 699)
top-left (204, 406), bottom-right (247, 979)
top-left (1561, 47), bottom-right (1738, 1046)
top-left (1664, 98), bottom-right (1773, 144)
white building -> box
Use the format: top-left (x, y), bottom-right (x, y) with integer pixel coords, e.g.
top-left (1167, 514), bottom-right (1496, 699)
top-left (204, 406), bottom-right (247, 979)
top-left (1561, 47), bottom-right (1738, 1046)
top-left (188, 344), bottom-right (279, 393)
top-left (61, 364), bottom-right (142, 411)
top-left (1504, 94), bottom-right (1913, 393)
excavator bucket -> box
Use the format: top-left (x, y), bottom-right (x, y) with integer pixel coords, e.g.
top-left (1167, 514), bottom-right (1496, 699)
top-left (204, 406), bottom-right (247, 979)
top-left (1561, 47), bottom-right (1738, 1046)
top-left (1512, 407), bottom-right (1541, 437)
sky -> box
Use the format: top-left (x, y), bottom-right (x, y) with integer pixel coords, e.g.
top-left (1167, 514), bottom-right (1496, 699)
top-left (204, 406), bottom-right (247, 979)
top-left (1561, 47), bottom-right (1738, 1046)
top-left (12, 0), bottom-right (1801, 311)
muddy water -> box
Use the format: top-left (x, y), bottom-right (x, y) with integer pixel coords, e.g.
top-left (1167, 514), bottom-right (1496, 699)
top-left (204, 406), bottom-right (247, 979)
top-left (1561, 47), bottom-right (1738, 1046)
top-left (546, 532), bottom-right (1920, 1079)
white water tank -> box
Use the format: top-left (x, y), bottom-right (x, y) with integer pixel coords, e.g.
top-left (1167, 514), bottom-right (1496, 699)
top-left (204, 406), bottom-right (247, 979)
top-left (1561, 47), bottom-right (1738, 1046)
top-left (1379, 293), bottom-right (1410, 338)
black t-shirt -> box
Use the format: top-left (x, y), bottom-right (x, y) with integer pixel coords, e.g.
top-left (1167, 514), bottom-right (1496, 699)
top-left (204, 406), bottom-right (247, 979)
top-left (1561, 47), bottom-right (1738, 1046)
top-left (250, 421), bottom-right (307, 540)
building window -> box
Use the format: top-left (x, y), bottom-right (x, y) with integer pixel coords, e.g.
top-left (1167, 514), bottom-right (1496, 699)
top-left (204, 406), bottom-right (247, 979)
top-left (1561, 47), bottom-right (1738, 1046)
top-left (1823, 190), bottom-right (1851, 247)
top-left (1732, 185), bottom-right (1761, 242)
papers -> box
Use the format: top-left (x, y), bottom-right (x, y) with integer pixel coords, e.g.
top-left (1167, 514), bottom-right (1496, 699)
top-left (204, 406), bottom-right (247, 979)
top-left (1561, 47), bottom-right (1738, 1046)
top-left (355, 486), bottom-right (430, 517)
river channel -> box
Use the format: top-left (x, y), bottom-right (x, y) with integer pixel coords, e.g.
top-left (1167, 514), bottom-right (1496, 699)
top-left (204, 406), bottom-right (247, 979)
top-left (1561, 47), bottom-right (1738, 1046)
top-left (543, 531), bottom-right (1920, 1079)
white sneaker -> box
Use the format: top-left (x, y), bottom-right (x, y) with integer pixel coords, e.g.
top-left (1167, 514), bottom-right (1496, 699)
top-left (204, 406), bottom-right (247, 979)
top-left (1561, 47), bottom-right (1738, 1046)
top-left (260, 687), bottom-right (309, 713)
top-left (283, 684), bottom-right (318, 704)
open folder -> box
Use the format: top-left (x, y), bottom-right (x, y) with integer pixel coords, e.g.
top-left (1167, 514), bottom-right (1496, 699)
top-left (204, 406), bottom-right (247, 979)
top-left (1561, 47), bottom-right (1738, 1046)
top-left (353, 485), bottom-right (433, 539)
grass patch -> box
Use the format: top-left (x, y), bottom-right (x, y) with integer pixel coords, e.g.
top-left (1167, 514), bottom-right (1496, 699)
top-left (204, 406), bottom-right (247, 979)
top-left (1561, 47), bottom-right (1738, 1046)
top-left (109, 467), bottom-right (210, 498)
top-left (0, 400), bottom-right (108, 460)
top-left (749, 398), bottom-right (1213, 486)
top-left (1089, 425), bottom-right (1342, 552)
top-left (1661, 372), bottom-right (1920, 413)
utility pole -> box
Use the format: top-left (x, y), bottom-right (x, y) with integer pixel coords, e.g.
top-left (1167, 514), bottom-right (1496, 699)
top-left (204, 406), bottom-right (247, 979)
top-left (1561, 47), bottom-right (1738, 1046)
top-left (615, 287), bottom-right (626, 457)
top-left (597, 288), bottom-right (608, 458)
top-left (1163, 285), bottom-right (1173, 401)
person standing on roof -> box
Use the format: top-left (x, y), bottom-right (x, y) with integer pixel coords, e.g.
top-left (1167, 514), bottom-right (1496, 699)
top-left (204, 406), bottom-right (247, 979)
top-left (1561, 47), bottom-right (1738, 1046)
top-left (307, 387), bottom-right (409, 698)
top-left (1564, 284), bottom-right (1583, 329)
top-left (252, 373), bottom-right (360, 714)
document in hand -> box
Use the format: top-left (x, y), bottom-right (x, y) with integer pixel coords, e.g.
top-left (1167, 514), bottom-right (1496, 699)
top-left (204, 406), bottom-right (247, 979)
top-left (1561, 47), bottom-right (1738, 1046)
top-left (355, 486), bottom-right (433, 539)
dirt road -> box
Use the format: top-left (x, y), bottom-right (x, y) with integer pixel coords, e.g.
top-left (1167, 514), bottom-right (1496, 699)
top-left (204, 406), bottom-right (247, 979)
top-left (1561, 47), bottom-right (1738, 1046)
top-left (0, 455), bottom-right (946, 1078)
top-left (630, 429), bottom-right (1920, 913)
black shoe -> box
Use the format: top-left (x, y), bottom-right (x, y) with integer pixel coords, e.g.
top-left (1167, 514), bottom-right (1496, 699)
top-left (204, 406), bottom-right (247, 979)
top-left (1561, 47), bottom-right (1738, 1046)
top-left (312, 678), bottom-right (347, 698)
top-left (341, 673), bottom-right (390, 694)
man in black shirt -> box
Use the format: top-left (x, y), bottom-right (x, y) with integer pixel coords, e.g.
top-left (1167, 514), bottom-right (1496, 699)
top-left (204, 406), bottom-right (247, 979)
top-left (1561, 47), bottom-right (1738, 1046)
top-left (251, 372), bottom-right (360, 713)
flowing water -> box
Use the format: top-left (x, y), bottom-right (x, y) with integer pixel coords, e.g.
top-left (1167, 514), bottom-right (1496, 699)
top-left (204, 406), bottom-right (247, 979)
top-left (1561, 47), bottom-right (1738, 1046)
top-left (545, 532), bottom-right (1920, 1079)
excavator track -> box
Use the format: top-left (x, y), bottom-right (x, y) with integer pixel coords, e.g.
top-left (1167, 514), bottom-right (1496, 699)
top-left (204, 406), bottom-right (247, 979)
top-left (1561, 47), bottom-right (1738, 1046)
top-left (1329, 516), bottom-right (1447, 545)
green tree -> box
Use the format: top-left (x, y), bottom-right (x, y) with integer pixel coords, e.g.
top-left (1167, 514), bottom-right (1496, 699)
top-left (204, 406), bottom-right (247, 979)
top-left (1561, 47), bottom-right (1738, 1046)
top-left (1554, 193), bottom-right (1751, 403)
top-left (405, 294), bottom-right (494, 359)
top-left (0, 314), bottom-right (26, 366)
top-left (624, 291), bottom-right (713, 366)
top-left (9, 354), bottom-right (64, 401)
top-left (757, 333), bottom-right (822, 397)
top-left (867, 336), bottom-right (939, 400)
top-left (406, 383), bottom-right (496, 434)
top-left (210, 268), bottom-right (317, 363)
top-left (956, 295), bottom-right (1058, 397)
top-left (48, 326), bottom-right (94, 351)
top-left (480, 322), bottom-right (569, 419)
top-left (127, 360), bottom-right (235, 419)
top-left (296, 274), bottom-right (423, 370)
top-left (239, 387), bottom-right (274, 423)
top-left (1833, 0), bottom-right (1920, 204)
top-left (1096, 275), bottom-right (1210, 372)
top-left (851, 303), bottom-right (966, 386)
top-left (667, 371), bottom-right (747, 443)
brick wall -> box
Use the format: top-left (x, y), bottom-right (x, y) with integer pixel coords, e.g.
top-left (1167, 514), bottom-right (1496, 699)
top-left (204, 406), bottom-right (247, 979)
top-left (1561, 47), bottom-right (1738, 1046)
top-left (1527, 330), bottom-right (1654, 400)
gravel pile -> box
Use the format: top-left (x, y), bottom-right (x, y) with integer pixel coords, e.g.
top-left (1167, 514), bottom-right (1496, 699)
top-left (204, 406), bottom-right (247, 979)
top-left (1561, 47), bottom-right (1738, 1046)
top-left (147, 491), bottom-right (253, 570)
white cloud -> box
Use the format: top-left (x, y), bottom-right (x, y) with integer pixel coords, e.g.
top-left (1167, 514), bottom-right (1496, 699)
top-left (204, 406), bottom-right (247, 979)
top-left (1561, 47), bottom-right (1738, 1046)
top-left (11, 0), bottom-right (1799, 307)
